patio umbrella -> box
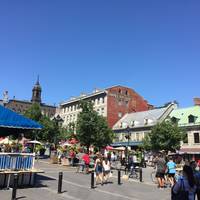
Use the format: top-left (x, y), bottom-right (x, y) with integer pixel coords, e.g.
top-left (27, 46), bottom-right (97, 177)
top-left (113, 146), bottom-right (125, 151)
top-left (0, 137), bottom-right (13, 144)
top-left (61, 141), bottom-right (72, 147)
top-left (27, 140), bottom-right (42, 145)
top-left (106, 146), bottom-right (113, 150)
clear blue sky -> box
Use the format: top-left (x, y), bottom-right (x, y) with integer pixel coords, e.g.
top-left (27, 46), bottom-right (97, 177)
top-left (0, 1), bottom-right (199, 107)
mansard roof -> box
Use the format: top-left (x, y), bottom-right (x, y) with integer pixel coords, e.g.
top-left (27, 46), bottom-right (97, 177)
top-left (170, 106), bottom-right (200, 126)
top-left (113, 103), bottom-right (176, 130)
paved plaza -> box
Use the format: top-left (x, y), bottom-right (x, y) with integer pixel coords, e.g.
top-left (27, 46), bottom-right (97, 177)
top-left (1, 159), bottom-right (171, 200)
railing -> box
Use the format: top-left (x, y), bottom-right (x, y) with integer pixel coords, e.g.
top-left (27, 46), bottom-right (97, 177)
top-left (0, 153), bottom-right (35, 171)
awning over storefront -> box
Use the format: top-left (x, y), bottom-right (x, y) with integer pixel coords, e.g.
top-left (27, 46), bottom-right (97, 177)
top-left (0, 105), bottom-right (42, 135)
top-left (178, 148), bottom-right (200, 154)
top-left (111, 141), bottom-right (142, 147)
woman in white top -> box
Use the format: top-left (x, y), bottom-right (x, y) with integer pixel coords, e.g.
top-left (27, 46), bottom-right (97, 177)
top-left (102, 157), bottom-right (111, 184)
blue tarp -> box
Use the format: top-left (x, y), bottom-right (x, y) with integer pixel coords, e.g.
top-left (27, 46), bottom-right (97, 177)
top-left (0, 105), bottom-right (42, 130)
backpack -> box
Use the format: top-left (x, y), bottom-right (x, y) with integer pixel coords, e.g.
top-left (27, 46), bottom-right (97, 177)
top-left (171, 179), bottom-right (189, 200)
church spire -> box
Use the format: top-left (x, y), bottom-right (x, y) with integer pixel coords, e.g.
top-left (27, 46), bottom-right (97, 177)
top-left (36, 75), bottom-right (40, 85)
top-left (31, 76), bottom-right (42, 103)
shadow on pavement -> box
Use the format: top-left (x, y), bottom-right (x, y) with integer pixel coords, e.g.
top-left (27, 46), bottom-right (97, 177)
top-left (16, 196), bottom-right (26, 200)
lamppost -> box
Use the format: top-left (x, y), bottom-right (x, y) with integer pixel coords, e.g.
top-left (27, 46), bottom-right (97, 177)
top-left (125, 125), bottom-right (131, 163)
top-left (52, 115), bottom-right (63, 147)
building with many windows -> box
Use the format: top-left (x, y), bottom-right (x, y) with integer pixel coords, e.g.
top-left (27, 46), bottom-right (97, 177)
top-left (58, 85), bottom-right (151, 128)
top-left (112, 103), bottom-right (177, 148)
top-left (169, 99), bottom-right (200, 154)
top-left (0, 78), bottom-right (56, 118)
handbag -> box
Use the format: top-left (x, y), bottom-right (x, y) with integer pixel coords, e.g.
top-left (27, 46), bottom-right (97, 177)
top-left (171, 179), bottom-right (189, 200)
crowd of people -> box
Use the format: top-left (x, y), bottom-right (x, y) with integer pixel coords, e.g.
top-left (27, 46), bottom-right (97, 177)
top-left (154, 153), bottom-right (200, 200)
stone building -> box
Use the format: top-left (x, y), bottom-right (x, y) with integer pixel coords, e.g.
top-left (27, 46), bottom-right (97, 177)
top-left (58, 85), bottom-right (151, 128)
top-left (112, 103), bottom-right (176, 148)
top-left (0, 78), bottom-right (56, 118)
top-left (169, 98), bottom-right (200, 154)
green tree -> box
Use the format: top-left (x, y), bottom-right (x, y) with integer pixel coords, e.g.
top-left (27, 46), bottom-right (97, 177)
top-left (142, 121), bottom-right (182, 152)
top-left (65, 122), bottom-right (76, 140)
top-left (23, 103), bottom-right (61, 143)
top-left (24, 103), bottom-right (42, 121)
top-left (76, 100), bottom-right (114, 151)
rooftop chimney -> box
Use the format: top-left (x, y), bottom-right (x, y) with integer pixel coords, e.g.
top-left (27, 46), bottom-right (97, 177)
top-left (193, 98), bottom-right (200, 106)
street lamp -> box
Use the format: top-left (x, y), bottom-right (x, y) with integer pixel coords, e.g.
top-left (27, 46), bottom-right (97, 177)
top-left (125, 125), bottom-right (131, 163)
top-left (52, 115), bottom-right (64, 146)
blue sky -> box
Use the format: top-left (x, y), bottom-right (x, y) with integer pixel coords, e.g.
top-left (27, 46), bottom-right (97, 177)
top-left (0, 1), bottom-right (199, 107)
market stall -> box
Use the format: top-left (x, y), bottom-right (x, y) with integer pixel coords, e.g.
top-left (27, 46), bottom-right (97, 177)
top-left (0, 105), bottom-right (43, 188)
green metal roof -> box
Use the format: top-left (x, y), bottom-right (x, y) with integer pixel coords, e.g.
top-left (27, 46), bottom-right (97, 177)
top-left (170, 106), bottom-right (200, 126)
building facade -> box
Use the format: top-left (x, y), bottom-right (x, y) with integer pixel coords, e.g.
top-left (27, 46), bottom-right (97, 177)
top-left (169, 102), bottom-right (200, 154)
top-left (112, 103), bottom-right (176, 148)
top-left (1, 78), bottom-right (56, 118)
top-left (58, 85), bottom-right (151, 128)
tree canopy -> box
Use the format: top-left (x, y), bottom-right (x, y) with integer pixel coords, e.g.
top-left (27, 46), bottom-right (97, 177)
top-left (23, 103), bottom-right (65, 143)
top-left (76, 100), bottom-right (114, 151)
top-left (142, 121), bottom-right (183, 152)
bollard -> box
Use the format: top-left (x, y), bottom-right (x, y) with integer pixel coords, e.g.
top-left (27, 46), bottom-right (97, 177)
top-left (139, 167), bottom-right (143, 182)
top-left (11, 173), bottom-right (18, 200)
top-left (118, 170), bottom-right (121, 185)
top-left (91, 171), bottom-right (95, 189)
top-left (58, 172), bottom-right (63, 194)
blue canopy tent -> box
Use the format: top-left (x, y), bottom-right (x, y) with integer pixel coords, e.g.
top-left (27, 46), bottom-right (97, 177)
top-left (0, 105), bottom-right (42, 136)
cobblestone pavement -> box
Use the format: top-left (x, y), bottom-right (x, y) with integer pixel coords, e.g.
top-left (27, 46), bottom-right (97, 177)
top-left (0, 159), bottom-right (171, 200)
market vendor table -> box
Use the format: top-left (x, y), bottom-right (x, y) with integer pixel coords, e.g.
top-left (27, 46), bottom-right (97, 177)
top-left (0, 153), bottom-right (44, 189)
top-left (0, 169), bottom-right (44, 189)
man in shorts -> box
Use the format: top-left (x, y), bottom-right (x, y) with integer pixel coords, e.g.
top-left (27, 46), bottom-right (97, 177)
top-left (166, 157), bottom-right (176, 187)
top-left (155, 154), bottom-right (166, 188)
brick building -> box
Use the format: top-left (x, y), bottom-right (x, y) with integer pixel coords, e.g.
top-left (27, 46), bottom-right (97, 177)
top-left (0, 78), bottom-right (56, 118)
top-left (58, 85), bottom-right (151, 128)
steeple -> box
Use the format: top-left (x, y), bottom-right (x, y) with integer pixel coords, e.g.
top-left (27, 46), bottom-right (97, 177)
top-left (31, 76), bottom-right (42, 103)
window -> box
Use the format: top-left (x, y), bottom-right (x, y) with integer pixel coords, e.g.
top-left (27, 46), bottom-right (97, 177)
top-left (194, 132), bottom-right (200, 143)
top-left (171, 117), bottom-right (178, 124)
top-left (188, 115), bottom-right (195, 123)
top-left (144, 118), bottom-right (148, 125)
top-left (118, 100), bottom-right (122, 106)
top-left (136, 133), bottom-right (140, 141)
top-left (125, 90), bottom-right (128, 95)
top-left (183, 133), bottom-right (188, 143)
top-left (131, 121), bottom-right (135, 127)
top-left (118, 112), bottom-right (122, 118)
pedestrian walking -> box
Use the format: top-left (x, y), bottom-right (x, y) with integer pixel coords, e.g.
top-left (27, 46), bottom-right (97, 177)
top-left (94, 153), bottom-right (103, 185)
top-left (166, 157), bottom-right (176, 187)
top-left (102, 157), bottom-right (111, 184)
top-left (155, 154), bottom-right (166, 189)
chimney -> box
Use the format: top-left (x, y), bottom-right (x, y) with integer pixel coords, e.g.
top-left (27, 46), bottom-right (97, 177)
top-left (193, 98), bottom-right (200, 106)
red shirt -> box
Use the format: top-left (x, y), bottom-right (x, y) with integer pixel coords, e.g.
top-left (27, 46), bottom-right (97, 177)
top-left (82, 154), bottom-right (90, 164)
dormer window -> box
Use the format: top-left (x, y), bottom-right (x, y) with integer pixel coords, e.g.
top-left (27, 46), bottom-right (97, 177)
top-left (171, 117), bottom-right (179, 124)
top-left (144, 118), bottom-right (148, 125)
top-left (188, 115), bottom-right (195, 123)
top-left (131, 121), bottom-right (135, 127)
